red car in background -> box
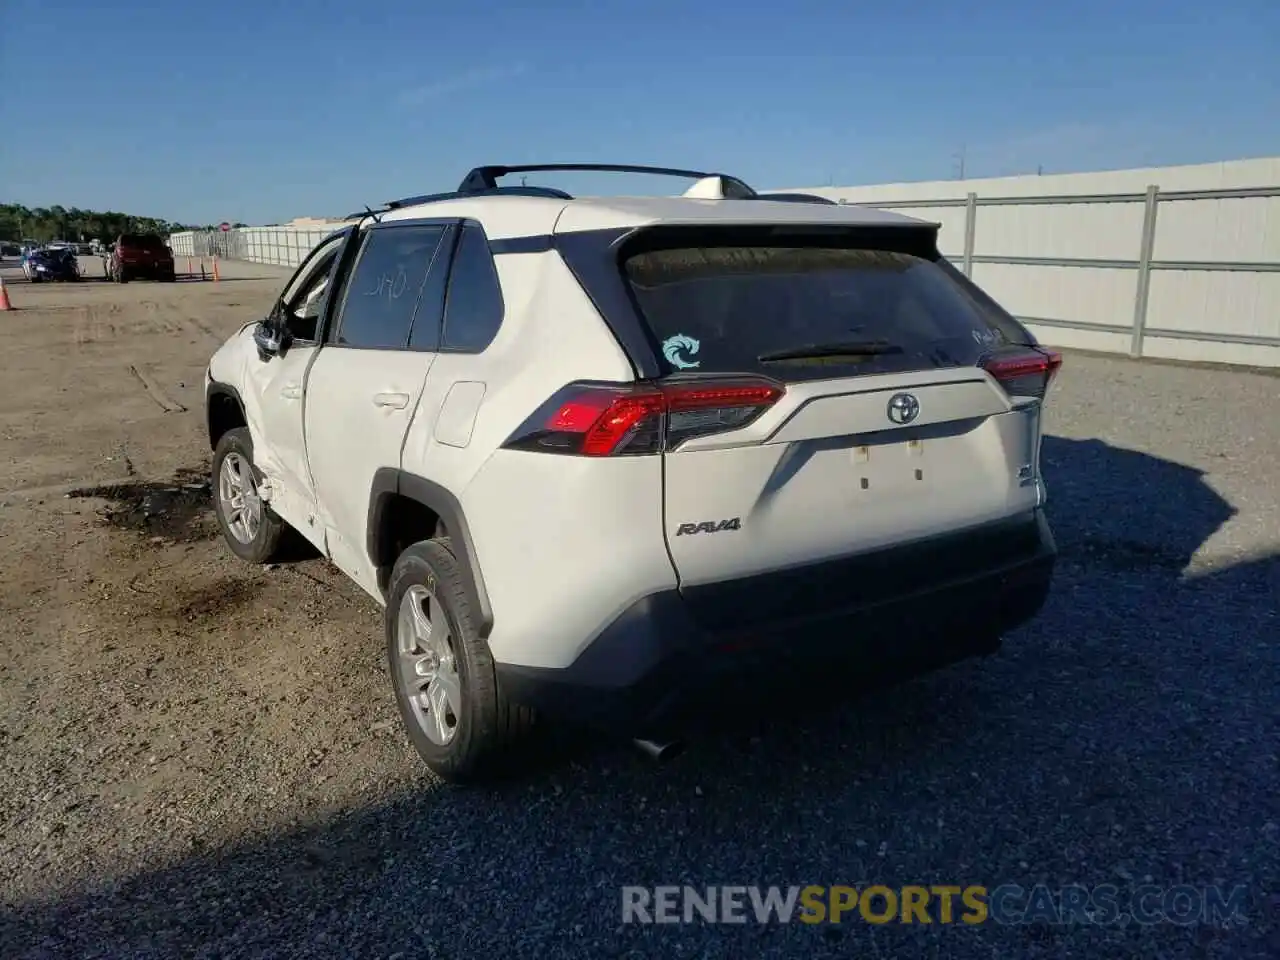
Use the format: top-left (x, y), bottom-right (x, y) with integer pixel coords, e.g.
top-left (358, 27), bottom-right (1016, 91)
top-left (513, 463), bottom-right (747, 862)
top-left (107, 233), bottom-right (176, 282)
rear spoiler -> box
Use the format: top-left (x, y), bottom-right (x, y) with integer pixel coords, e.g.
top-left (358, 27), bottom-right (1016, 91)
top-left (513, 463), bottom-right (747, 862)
top-left (754, 192), bottom-right (839, 205)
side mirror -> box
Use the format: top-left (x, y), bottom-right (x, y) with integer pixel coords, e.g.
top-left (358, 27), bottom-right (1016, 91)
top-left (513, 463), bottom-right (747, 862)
top-left (253, 320), bottom-right (286, 361)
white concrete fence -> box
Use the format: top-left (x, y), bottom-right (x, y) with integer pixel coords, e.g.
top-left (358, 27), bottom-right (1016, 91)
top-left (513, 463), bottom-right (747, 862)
top-left (169, 158), bottom-right (1280, 368)
top-left (169, 224), bottom-right (346, 267)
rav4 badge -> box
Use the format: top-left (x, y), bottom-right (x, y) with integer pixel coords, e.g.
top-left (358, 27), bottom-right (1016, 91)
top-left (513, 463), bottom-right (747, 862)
top-left (675, 518), bottom-right (741, 536)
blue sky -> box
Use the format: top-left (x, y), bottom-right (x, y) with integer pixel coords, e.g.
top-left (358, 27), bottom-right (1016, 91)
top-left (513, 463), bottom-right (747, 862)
top-left (2, 0), bottom-right (1278, 224)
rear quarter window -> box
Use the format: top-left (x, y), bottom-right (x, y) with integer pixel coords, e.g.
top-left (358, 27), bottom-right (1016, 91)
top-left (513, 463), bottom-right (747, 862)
top-left (440, 224), bottom-right (504, 353)
top-left (622, 244), bottom-right (1029, 380)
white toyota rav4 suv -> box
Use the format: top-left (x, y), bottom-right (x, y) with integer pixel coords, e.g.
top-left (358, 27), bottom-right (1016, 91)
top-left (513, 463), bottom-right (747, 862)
top-left (204, 164), bottom-right (1060, 783)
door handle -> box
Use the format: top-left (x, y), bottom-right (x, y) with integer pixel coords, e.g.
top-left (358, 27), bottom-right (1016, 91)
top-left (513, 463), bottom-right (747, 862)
top-left (280, 384), bottom-right (302, 399)
top-left (373, 392), bottom-right (410, 409)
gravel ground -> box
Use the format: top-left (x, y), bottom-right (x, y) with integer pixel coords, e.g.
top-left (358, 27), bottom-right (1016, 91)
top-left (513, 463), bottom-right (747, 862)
top-left (0, 260), bottom-right (1276, 958)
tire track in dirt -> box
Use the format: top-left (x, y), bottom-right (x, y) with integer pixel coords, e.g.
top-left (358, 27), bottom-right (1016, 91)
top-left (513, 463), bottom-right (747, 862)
top-left (126, 365), bottom-right (187, 413)
top-left (184, 315), bottom-right (224, 347)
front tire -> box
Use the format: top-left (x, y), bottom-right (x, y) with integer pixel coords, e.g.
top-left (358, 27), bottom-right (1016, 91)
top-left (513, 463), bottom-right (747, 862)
top-left (386, 539), bottom-right (534, 783)
top-left (211, 427), bottom-right (289, 563)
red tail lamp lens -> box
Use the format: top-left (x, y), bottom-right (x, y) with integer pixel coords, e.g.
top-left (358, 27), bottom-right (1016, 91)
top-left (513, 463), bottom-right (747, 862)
top-left (504, 380), bottom-right (784, 456)
top-left (982, 350), bottom-right (1062, 400)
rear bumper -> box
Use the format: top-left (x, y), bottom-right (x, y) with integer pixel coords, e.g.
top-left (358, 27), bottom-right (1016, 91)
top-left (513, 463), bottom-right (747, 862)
top-left (496, 509), bottom-right (1056, 737)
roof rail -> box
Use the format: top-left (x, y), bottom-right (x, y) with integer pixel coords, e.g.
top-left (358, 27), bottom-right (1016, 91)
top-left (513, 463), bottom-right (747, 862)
top-left (385, 185), bottom-right (573, 209)
top-left (345, 185), bottom-right (574, 219)
top-left (360, 166), bottom-right (760, 217)
top-left (457, 163), bottom-right (758, 199)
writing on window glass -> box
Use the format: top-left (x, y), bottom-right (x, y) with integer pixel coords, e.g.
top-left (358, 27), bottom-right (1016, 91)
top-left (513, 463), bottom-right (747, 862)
top-left (365, 265), bottom-right (410, 300)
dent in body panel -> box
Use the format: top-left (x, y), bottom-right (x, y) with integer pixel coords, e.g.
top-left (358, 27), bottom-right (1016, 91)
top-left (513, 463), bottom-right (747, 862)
top-left (228, 328), bottom-right (325, 544)
top-left (226, 328), bottom-right (271, 453)
top-left (207, 325), bottom-right (254, 396)
top-left (208, 330), bottom-right (321, 541)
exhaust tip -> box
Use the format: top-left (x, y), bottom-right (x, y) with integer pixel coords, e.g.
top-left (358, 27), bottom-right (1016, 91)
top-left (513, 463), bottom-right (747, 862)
top-left (633, 737), bottom-right (686, 763)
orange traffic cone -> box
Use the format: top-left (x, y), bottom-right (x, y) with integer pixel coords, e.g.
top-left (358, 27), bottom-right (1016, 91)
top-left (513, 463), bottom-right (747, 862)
top-left (0, 275), bottom-right (12, 312)
top-left (212, 256), bottom-right (220, 282)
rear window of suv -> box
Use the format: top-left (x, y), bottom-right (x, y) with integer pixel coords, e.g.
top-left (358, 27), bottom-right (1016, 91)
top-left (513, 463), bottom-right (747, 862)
top-left (120, 234), bottom-right (166, 250)
top-left (622, 239), bottom-right (1031, 380)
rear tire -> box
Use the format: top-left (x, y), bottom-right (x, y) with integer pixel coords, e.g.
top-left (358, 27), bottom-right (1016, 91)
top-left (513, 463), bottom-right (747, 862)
top-left (210, 427), bottom-right (289, 563)
top-left (386, 538), bottom-right (535, 783)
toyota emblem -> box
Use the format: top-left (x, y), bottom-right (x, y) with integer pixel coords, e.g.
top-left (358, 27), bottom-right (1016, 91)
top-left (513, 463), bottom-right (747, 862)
top-left (886, 392), bottom-right (920, 425)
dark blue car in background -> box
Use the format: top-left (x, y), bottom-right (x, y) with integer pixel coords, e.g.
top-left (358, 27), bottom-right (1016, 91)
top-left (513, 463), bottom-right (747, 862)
top-left (22, 247), bottom-right (81, 283)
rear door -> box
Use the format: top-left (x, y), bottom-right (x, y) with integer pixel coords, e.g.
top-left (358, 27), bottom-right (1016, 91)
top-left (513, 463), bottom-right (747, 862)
top-left (618, 227), bottom-right (1057, 589)
top-left (302, 220), bottom-right (454, 598)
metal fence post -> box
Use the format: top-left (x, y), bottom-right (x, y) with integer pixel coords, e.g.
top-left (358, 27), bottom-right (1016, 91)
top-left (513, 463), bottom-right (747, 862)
top-left (1129, 184), bottom-right (1160, 358)
top-left (963, 192), bottom-right (978, 277)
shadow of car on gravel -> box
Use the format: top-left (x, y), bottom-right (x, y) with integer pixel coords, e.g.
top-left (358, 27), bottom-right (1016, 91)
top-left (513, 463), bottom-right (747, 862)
top-left (7, 435), bottom-right (1276, 959)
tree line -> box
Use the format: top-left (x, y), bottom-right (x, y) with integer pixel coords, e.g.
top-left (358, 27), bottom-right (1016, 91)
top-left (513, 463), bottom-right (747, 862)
top-left (0, 203), bottom-right (248, 243)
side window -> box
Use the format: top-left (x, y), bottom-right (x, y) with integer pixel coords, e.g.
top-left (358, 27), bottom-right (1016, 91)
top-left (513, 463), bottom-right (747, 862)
top-left (279, 232), bottom-right (348, 342)
top-left (441, 223), bottom-right (504, 353)
top-left (332, 224), bottom-right (447, 350)
top-left (281, 232), bottom-right (345, 306)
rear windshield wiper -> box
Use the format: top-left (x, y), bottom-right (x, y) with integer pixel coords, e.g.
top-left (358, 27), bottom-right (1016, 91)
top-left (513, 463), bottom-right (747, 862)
top-left (757, 340), bottom-right (904, 363)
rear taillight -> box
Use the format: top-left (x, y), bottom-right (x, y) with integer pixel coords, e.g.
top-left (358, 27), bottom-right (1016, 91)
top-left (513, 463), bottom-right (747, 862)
top-left (982, 349), bottom-right (1062, 400)
top-left (503, 378), bottom-right (784, 456)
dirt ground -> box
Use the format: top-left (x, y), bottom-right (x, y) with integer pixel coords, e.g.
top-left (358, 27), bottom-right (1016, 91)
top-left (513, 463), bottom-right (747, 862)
top-left (0, 259), bottom-right (422, 899)
top-left (0, 258), bottom-right (1276, 958)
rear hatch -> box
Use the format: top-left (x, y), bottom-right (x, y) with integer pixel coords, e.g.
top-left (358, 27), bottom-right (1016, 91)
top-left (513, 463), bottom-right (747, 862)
top-left (119, 234), bottom-right (171, 265)
top-left (498, 221), bottom-right (1060, 629)
top-left (618, 225), bottom-right (1060, 607)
